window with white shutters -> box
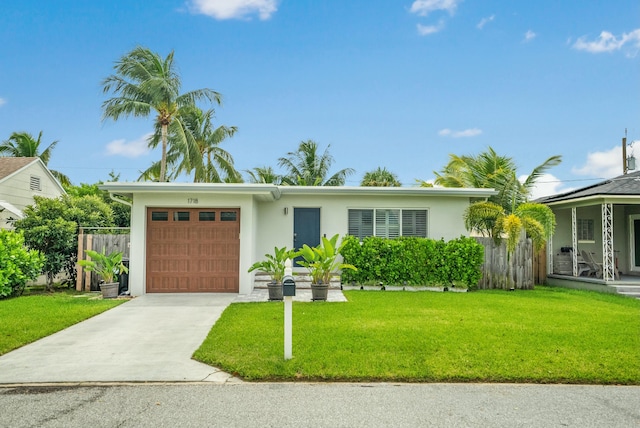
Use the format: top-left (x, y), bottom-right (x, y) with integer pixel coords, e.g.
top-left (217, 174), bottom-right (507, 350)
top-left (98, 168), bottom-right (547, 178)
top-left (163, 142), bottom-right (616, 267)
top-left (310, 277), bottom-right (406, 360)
top-left (348, 209), bottom-right (374, 240)
top-left (348, 209), bottom-right (428, 240)
top-left (375, 209), bottom-right (400, 238)
top-left (402, 210), bottom-right (427, 237)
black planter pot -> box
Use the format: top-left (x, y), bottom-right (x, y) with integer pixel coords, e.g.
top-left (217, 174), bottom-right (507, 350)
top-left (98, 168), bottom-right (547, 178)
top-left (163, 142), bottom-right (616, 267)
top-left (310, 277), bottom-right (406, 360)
top-left (267, 282), bottom-right (283, 301)
top-left (311, 283), bottom-right (329, 301)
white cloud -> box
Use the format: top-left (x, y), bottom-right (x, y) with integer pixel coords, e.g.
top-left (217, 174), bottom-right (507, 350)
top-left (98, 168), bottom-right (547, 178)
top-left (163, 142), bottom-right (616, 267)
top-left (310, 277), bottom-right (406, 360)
top-left (477, 14), bottom-right (494, 30)
top-left (0, 98), bottom-right (6, 107)
top-left (105, 133), bottom-right (152, 158)
top-left (417, 21), bottom-right (445, 36)
top-left (438, 128), bottom-right (482, 138)
top-left (187, 0), bottom-right (278, 20)
top-left (572, 28), bottom-right (640, 54)
top-left (410, 0), bottom-right (460, 17)
top-left (520, 173), bottom-right (574, 200)
top-left (524, 30), bottom-right (536, 42)
top-left (572, 145), bottom-right (627, 178)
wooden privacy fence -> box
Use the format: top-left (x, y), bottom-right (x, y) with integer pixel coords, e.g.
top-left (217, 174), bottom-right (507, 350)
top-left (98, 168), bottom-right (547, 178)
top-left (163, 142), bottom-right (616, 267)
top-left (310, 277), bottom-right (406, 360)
top-left (76, 230), bottom-right (130, 292)
top-left (474, 235), bottom-right (534, 290)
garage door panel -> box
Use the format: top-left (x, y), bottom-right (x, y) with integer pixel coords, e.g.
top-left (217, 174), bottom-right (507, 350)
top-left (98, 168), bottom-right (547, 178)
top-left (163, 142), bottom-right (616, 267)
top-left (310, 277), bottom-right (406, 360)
top-left (146, 208), bottom-right (239, 293)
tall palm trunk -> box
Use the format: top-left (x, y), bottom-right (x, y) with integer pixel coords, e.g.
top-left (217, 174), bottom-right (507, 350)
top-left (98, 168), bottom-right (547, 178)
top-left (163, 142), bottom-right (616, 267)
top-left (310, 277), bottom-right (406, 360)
top-left (160, 124), bottom-right (168, 182)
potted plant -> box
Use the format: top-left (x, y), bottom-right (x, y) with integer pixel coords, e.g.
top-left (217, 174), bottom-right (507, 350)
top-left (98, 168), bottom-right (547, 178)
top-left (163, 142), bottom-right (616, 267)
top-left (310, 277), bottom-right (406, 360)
top-left (78, 248), bottom-right (129, 299)
top-left (295, 234), bottom-right (356, 301)
top-left (248, 246), bottom-right (294, 301)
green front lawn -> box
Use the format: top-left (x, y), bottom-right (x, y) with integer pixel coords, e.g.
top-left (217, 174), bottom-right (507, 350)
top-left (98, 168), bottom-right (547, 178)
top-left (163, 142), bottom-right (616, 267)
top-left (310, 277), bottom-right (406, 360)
top-left (0, 292), bottom-right (125, 356)
top-left (194, 287), bottom-right (640, 384)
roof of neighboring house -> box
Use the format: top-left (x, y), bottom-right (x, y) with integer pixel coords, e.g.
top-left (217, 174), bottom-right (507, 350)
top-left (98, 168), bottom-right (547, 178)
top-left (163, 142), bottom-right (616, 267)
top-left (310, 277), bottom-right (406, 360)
top-left (0, 157), bottom-right (66, 195)
top-left (537, 170), bottom-right (640, 205)
top-left (100, 182), bottom-right (498, 201)
top-left (0, 157), bottom-right (39, 181)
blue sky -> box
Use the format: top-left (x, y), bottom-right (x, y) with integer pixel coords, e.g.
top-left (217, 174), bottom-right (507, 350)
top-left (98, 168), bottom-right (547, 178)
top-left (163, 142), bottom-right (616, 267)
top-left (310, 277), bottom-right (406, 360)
top-left (1, 0), bottom-right (639, 197)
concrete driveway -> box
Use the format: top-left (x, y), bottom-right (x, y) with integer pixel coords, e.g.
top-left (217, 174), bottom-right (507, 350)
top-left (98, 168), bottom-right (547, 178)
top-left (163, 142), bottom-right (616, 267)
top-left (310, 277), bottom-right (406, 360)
top-left (0, 293), bottom-right (239, 384)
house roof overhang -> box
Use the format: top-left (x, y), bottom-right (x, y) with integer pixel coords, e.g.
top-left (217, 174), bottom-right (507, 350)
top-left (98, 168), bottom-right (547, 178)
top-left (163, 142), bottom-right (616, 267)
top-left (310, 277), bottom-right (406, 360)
top-left (543, 194), bottom-right (640, 209)
top-left (100, 182), bottom-right (282, 202)
top-left (537, 171), bottom-right (640, 208)
top-left (0, 200), bottom-right (24, 218)
top-left (99, 182), bottom-right (497, 202)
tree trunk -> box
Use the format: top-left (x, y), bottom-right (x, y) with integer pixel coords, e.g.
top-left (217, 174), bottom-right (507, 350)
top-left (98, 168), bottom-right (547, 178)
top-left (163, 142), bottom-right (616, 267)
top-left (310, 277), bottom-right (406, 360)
top-left (46, 273), bottom-right (54, 292)
top-left (160, 124), bottom-right (168, 182)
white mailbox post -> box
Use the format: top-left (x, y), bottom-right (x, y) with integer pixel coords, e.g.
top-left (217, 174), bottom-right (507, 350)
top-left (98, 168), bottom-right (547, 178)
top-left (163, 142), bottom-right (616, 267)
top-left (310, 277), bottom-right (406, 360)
top-left (282, 259), bottom-right (295, 360)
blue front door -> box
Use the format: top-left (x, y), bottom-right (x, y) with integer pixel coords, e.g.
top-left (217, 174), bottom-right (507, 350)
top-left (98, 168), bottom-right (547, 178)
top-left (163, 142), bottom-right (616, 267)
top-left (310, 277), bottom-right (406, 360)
top-left (293, 208), bottom-right (320, 259)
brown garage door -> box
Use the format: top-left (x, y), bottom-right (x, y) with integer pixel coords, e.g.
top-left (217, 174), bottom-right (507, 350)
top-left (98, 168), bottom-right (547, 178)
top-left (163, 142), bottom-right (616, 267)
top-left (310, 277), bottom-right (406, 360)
top-left (146, 208), bottom-right (240, 293)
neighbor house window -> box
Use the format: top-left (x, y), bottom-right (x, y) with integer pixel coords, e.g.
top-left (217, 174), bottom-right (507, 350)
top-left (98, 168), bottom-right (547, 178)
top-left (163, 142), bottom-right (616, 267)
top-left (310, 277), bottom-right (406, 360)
top-left (30, 175), bottom-right (41, 191)
top-left (348, 209), bottom-right (428, 240)
top-left (577, 219), bottom-right (594, 242)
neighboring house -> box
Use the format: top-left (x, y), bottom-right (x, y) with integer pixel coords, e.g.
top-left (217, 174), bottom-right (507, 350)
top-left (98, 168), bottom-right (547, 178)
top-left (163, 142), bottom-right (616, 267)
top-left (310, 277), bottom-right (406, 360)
top-left (537, 170), bottom-right (640, 297)
top-left (0, 157), bottom-right (66, 229)
top-left (100, 182), bottom-right (496, 296)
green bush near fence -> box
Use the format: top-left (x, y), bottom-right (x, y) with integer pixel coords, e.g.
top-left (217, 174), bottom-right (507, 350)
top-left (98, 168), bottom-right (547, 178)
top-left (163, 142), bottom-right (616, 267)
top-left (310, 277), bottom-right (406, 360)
top-left (340, 235), bottom-right (483, 288)
top-left (0, 230), bottom-right (44, 298)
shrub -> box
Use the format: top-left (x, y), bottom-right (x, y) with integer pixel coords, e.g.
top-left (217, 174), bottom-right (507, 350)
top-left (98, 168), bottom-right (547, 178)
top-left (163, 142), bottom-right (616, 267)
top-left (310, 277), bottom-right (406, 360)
top-left (13, 195), bottom-right (115, 290)
top-left (0, 230), bottom-right (44, 298)
top-left (340, 235), bottom-right (484, 288)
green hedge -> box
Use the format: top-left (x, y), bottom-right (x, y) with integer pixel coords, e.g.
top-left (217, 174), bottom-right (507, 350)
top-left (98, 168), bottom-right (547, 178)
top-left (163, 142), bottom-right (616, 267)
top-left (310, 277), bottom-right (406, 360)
top-left (340, 235), bottom-right (483, 288)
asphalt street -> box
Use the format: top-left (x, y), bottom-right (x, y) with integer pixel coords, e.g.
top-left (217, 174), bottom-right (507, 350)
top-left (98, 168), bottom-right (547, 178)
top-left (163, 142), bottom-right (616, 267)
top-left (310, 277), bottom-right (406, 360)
top-left (1, 382), bottom-right (639, 428)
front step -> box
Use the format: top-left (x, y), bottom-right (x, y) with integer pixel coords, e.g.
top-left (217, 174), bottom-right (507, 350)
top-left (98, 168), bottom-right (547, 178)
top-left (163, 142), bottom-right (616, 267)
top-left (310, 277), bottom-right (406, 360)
top-left (613, 285), bottom-right (640, 299)
top-left (253, 272), bottom-right (341, 289)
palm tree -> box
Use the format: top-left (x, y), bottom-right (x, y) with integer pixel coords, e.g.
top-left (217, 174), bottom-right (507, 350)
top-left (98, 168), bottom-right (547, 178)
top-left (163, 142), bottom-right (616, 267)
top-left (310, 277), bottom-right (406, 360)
top-left (246, 166), bottom-right (282, 184)
top-left (0, 131), bottom-right (71, 186)
top-left (360, 167), bottom-right (401, 187)
top-left (414, 179), bottom-right (434, 187)
top-left (278, 140), bottom-right (354, 186)
top-left (162, 107), bottom-right (239, 182)
top-left (464, 201), bottom-right (555, 254)
top-left (434, 147), bottom-right (561, 212)
top-left (101, 46), bottom-right (222, 182)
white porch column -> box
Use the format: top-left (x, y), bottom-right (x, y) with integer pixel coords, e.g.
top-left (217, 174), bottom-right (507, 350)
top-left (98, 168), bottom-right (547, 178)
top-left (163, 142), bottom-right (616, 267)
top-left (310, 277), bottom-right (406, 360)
top-left (571, 207), bottom-right (578, 277)
top-left (547, 235), bottom-right (553, 276)
top-left (601, 203), bottom-right (614, 281)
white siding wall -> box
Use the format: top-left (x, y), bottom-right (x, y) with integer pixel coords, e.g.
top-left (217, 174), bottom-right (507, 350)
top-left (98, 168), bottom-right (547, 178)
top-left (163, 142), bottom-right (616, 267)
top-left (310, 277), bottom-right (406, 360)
top-left (0, 162), bottom-right (64, 229)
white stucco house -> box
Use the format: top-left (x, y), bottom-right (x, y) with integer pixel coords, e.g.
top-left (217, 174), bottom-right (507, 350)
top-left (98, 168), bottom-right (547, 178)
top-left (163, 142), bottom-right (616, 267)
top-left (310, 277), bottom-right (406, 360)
top-left (0, 157), bottom-right (66, 229)
top-left (100, 182), bottom-right (496, 296)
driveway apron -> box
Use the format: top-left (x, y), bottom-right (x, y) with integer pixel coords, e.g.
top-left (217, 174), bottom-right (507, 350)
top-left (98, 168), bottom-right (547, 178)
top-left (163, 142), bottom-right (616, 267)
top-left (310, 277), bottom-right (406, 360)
top-left (0, 293), bottom-right (237, 384)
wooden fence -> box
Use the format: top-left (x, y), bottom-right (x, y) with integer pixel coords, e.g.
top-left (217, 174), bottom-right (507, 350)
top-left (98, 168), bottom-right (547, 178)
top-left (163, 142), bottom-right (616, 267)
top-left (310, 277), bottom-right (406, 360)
top-left (76, 232), bottom-right (130, 292)
top-left (474, 234), bottom-right (534, 290)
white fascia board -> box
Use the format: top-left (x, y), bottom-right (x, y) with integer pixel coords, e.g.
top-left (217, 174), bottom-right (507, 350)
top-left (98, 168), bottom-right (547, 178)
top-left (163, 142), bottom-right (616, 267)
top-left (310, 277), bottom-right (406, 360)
top-left (98, 182), bottom-right (495, 200)
top-left (99, 182), bottom-right (281, 200)
top-left (276, 186), bottom-right (497, 198)
top-left (544, 194), bottom-right (640, 208)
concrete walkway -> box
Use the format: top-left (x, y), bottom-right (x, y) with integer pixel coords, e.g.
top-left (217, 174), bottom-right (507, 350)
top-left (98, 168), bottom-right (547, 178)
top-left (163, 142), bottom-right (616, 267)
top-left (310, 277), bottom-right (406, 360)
top-left (0, 293), bottom-right (241, 384)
